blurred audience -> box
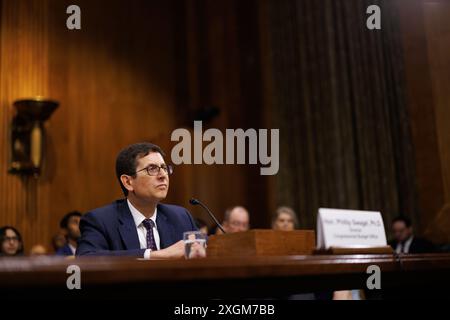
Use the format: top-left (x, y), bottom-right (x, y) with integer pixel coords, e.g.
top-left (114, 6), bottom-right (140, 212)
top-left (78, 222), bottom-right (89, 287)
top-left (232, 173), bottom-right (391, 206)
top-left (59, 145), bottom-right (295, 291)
top-left (272, 206), bottom-right (298, 231)
top-left (217, 206), bottom-right (250, 234)
top-left (389, 216), bottom-right (435, 254)
top-left (0, 226), bottom-right (24, 257)
top-left (194, 218), bottom-right (209, 236)
top-left (30, 244), bottom-right (48, 256)
top-left (52, 231), bottom-right (67, 253)
top-left (56, 211), bottom-right (82, 256)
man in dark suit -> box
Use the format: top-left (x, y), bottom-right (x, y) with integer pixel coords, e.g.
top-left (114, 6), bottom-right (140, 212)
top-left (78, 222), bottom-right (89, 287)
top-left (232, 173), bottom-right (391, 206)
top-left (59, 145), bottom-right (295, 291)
top-left (77, 142), bottom-right (197, 259)
top-left (389, 216), bottom-right (435, 254)
top-left (56, 211), bottom-right (82, 256)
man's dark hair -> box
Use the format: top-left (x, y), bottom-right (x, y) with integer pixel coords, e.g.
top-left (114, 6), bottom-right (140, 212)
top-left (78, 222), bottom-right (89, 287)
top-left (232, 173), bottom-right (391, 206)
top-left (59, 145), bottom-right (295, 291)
top-left (60, 211), bottom-right (82, 229)
top-left (115, 142), bottom-right (166, 196)
top-left (392, 216), bottom-right (412, 228)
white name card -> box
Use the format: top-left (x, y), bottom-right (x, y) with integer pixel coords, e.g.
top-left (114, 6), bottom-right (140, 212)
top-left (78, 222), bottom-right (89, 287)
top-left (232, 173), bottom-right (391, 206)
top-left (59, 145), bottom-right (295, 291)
top-left (316, 208), bottom-right (387, 249)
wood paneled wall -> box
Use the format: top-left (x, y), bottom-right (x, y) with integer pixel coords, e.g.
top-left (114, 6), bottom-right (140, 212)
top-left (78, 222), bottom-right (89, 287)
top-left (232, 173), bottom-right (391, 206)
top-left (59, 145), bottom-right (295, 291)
top-left (397, 0), bottom-right (450, 242)
top-left (421, 0), bottom-right (450, 242)
top-left (0, 0), bottom-right (271, 252)
top-left (0, 0), bottom-right (185, 251)
top-left (1, 0), bottom-right (53, 251)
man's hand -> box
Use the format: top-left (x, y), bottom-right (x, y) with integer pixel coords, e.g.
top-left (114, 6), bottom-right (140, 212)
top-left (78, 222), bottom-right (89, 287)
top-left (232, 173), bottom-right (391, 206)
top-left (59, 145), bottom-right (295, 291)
top-left (150, 240), bottom-right (185, 259)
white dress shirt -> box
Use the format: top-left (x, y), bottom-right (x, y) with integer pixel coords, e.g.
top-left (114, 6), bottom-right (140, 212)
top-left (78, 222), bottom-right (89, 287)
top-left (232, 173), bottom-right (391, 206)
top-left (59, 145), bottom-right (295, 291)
top-left (395, 236), bottom-right (414, 254)
top-left (68, 243), bottom-right (77, 255)
top-left (127, 199), bottom-right (160, 259)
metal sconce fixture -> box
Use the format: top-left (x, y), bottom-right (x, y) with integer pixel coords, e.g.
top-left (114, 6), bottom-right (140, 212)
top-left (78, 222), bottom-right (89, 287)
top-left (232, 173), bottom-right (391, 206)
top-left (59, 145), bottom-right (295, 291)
top-left (9, 98), bottom-right (59, 177)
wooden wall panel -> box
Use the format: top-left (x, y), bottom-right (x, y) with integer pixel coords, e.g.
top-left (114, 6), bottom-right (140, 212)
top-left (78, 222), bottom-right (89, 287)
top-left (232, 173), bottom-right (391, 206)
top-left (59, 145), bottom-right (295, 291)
top-left (168, 0), bottom-right (270, 228)
top-left (397, 0), bottom-right (450, 243)
top-left (397, 0), bottom-right (445, 233)
top-left (0, 0), bottom-right (183, 252)
top-left (422, 1), bottom-right (450, 243)
top-left (0, 0), bottom-right (271, 252)
top-left (0, 0), bottom-right (52, 252)
top-left (423, 1), bottom-right (450, 205)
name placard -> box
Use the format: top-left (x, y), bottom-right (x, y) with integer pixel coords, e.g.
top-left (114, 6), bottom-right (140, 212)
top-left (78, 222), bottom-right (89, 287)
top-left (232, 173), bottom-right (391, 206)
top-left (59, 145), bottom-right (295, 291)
top-left (316, 208), bottom-right (387, 249)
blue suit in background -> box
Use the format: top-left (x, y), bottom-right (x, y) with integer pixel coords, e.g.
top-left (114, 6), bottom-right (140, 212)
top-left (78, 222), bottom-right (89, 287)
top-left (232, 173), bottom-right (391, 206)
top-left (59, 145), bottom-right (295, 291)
top-left (76, 199), bottom-right (197, 257)
top-left (56, 244), bottom-right (74, 256)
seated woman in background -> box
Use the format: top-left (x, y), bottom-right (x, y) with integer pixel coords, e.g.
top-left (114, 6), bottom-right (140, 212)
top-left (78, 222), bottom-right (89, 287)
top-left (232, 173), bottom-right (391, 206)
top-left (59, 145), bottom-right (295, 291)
top-left (272, 206), bottom-right (299, 231)
top-left (0, 226), bottom-right (24, 257)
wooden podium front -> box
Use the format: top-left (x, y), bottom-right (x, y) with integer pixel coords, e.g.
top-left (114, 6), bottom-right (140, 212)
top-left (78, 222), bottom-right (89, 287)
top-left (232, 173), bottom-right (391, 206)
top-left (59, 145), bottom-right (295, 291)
top-left (206, 229), bottom-right (315, 257)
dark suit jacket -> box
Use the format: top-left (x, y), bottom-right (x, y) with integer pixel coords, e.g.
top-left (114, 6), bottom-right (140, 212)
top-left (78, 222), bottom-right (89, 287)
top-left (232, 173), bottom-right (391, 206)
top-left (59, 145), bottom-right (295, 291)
top-left (389, 237), bottom-right (436, 254)
top-left (76, 199), bottom-right (197, 257)
top-left (56, 243), bottom-right (74, 256)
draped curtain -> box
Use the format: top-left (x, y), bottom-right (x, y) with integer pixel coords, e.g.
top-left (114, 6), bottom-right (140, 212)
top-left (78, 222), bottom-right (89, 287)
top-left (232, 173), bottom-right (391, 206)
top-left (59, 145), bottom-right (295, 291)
top-left (266, 0), bottom-right (419, 230)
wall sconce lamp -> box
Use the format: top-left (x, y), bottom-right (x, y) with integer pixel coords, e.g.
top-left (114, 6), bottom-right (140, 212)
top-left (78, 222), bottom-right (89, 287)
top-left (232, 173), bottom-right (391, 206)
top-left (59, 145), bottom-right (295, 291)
top-left (9, 98), bottom-right (59, 177)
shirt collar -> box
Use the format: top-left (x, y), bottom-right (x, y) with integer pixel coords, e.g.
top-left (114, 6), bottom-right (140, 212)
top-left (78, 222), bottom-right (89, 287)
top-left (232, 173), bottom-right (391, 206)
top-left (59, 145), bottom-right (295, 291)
top-left (404, 235), bottom-right (414, 246)
top-left (68, 243), bottom-right (77, 255)
top-left (127, 199), bottom-right (158, 228)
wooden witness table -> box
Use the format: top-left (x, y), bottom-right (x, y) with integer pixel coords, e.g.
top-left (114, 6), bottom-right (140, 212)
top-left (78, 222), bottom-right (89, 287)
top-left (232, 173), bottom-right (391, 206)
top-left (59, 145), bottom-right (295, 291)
top-left (1, 253), bottom-right (450, 299)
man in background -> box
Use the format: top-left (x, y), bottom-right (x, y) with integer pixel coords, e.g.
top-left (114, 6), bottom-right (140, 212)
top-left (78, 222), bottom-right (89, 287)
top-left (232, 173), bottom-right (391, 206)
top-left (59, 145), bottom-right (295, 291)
top-left (215, 206), bottom-right (250, 234)
top-left (52, 231), bottom-right (67, 253)
top-left (389, 216), bottom-right (435, 254)
top-left (56, 211), bottom-right (82, 256)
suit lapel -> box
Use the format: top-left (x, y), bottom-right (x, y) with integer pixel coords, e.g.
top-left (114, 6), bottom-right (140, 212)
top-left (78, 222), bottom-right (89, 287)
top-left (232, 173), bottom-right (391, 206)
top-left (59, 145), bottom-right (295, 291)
top-left (156, 204), bottom-right (176, 249)
top-left (117, 200), bottom-right (141, 250)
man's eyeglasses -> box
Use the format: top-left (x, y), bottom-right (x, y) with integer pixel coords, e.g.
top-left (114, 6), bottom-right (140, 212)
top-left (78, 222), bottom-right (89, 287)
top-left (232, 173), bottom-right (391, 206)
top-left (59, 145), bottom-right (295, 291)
top-left (229, 221), bottom-right (249, 228)
top-left (135, 164), bottom-right (173, 176)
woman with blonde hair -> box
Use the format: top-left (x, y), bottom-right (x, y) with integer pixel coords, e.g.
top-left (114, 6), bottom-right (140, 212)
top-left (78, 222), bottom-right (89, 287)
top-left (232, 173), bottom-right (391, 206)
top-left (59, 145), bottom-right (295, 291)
top-left (272, 206), bottom-right (299, 231)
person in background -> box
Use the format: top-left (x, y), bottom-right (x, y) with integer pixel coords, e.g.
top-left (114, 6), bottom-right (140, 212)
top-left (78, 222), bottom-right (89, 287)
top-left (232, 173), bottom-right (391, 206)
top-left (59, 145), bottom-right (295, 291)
top-left (30, 244), bottom-right (48, 256)
top-left (194, 218), bottom-right (208, 236)
top-left (51, 231), bottom-right (67, 253)
top-left (216, 206), bottom-right (249, 234)
top-left (56, 211), bottom-right (82, 256)
top-left (389, 216), bottom-right (435, 254)
top-left (272, 206), bottom-right (299, 231)
top-left (0, 226), bottom-right (24, 257)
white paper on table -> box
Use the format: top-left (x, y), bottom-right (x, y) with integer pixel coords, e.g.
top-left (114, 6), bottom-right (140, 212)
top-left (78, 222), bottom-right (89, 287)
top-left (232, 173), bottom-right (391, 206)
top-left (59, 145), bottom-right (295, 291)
top-left (316, 208), bottom-right (387, 249)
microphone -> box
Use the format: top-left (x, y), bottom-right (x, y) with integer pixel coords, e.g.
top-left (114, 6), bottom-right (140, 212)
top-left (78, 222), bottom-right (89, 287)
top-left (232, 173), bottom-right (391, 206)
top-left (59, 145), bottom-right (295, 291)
top-left (189, 198), bottom-right (226, 234)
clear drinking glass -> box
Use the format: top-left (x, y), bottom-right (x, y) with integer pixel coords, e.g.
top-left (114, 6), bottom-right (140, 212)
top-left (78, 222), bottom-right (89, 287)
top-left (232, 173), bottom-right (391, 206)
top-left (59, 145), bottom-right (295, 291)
top-left (183, 231), bottom-right (207, 259)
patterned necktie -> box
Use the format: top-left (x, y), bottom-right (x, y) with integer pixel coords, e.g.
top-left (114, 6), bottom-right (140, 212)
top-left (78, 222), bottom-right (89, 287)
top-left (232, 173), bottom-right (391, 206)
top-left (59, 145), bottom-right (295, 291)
top-left (142, 219), bottom-right (158, 251)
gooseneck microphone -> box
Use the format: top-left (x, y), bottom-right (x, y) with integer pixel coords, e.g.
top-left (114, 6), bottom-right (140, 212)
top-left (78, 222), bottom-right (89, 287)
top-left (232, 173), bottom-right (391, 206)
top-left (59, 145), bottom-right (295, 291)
top-left (189, 198), bottom-right (226, 234)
